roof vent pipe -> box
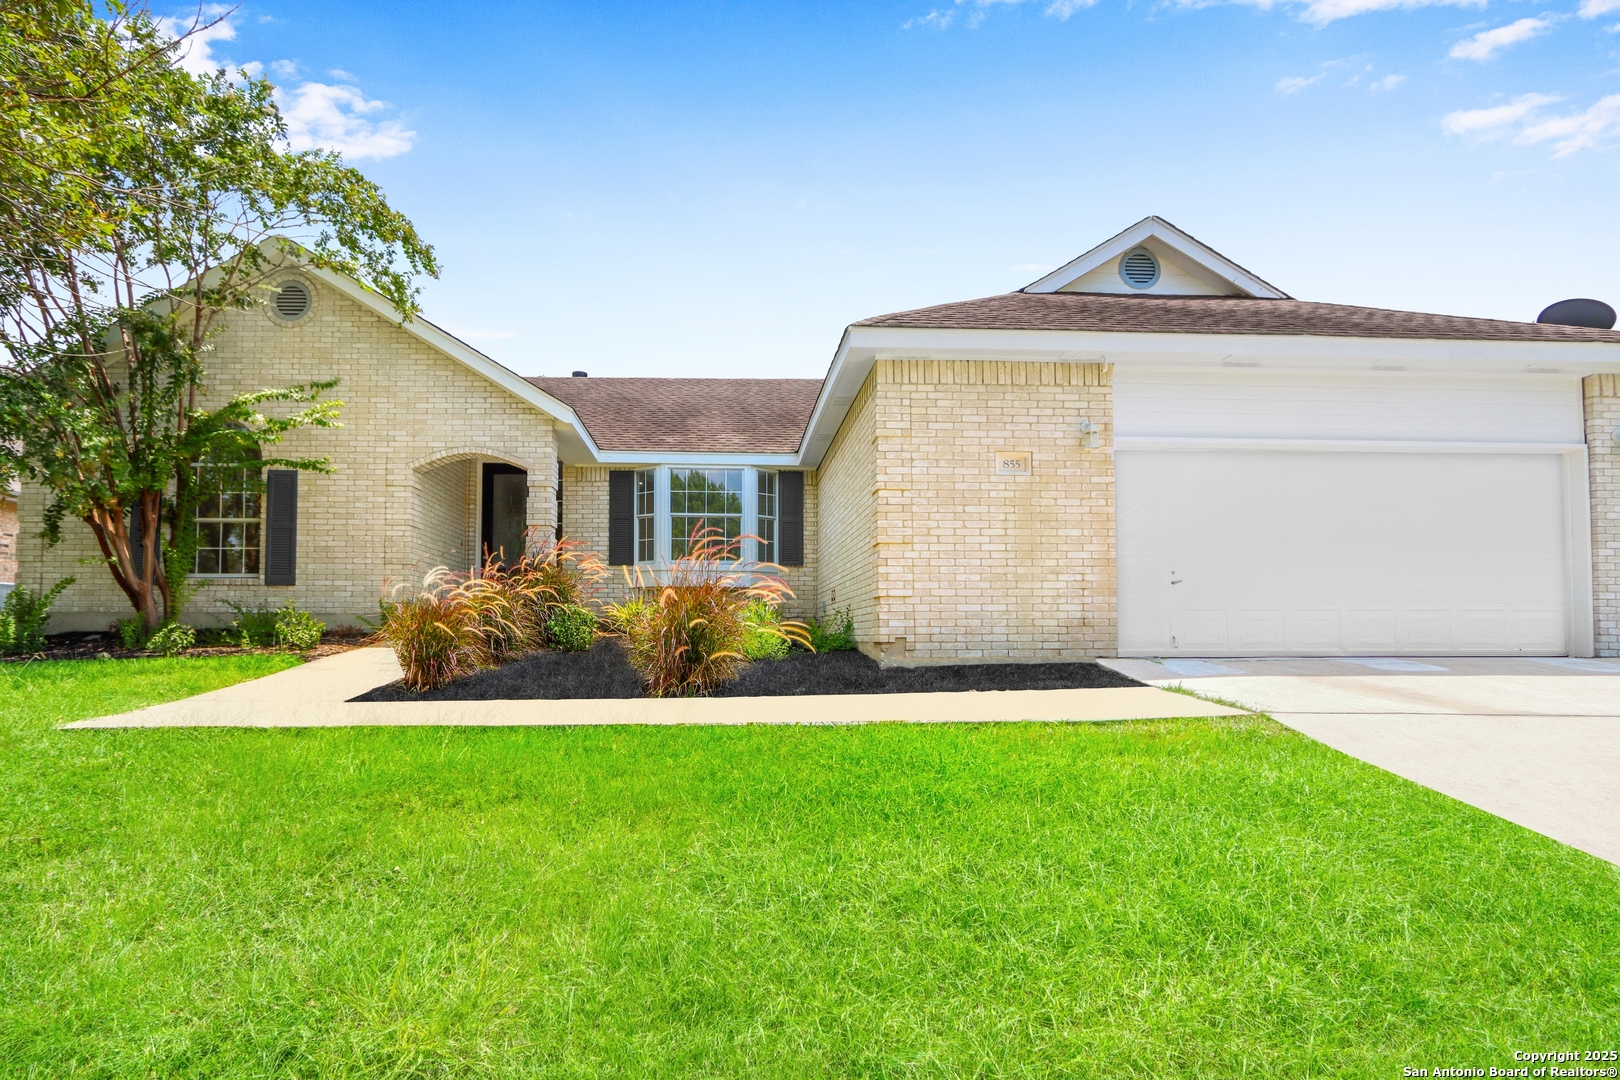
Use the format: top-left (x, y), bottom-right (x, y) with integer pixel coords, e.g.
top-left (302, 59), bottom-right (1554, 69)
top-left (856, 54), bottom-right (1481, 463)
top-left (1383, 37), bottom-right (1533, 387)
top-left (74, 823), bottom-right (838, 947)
top-left (1536, 298), bottom-right (1616, 330)
top-left (571, 370), bottom-right (588, 377)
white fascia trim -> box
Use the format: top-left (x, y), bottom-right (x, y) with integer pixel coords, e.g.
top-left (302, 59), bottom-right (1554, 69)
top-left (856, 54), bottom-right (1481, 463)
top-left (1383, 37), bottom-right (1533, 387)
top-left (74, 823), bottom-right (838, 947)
top-left (593, 451), bottom-right (801, 466)
top-left (837, 324), bottom-right (1620, 368)
top-left (1117, 437), bottom-right (1588, 454)
top-left (1022, 217), bottom-right (1290, 299)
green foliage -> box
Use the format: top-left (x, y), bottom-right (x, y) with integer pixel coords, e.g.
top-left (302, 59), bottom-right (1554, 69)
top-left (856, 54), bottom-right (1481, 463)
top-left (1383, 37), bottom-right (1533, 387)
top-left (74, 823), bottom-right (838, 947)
top-left (805, 607), bottom-right (856, 653)
top-left (222, 600), bottom-right (281, 647)
top-left (740, 598), bottom-right (791, 661)
top-left (221, 599), bottom-right (324, 650)
top-left (145, 622), bottom-right (195, 657)
top-left (116, 616), bottom-right (148, 650)
top-left (618, 527), bottom-right (809, 697)
top-left (546, 604), bottom-right (597, 653)
top-left (604, 595), bottom-right (655, 636)
top-left (0, 577), bottom-right (74, 656)
top-left (273, 605), bottom-right (325, 651)
top-left (0, 1), bottom-right (437, 629)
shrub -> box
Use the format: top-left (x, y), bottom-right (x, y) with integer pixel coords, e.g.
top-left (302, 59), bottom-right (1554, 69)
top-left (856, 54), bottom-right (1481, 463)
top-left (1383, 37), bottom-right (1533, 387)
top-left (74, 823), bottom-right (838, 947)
top-left (547, 604), bottom-right (597, 652)
top-left (0, 577), bottom-right (74, 656)
top-left (223, 600), bottom-right (281, 647)
top-left (806, 607), bottom-right (856, 653)
top-left (274, 604), bottom-right (325, 650)
top-left (146, 622), bottom-right (196, 656)
top-left (116, 615), bottom-right (149, 651)
top-left (741, 598), bottom-right (790, 661)
top-left (618, 526), bottom-right (809, 697)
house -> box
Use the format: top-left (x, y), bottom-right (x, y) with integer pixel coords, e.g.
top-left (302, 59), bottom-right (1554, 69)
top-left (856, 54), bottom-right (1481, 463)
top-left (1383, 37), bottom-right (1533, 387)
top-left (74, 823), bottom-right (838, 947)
top-left (19, 218), bottom-right (1620, 660)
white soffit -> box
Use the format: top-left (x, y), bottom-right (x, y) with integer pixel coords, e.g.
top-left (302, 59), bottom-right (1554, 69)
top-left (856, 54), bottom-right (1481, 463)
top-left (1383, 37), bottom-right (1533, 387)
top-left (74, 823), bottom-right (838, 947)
top-left (1022, 217), bottom-right (1290, 299)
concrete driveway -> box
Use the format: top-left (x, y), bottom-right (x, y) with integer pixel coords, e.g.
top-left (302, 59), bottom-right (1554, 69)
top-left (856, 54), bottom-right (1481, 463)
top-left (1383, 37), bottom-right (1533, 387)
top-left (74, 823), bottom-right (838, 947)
top-left (1104, 656), bottom-right (1620, 866)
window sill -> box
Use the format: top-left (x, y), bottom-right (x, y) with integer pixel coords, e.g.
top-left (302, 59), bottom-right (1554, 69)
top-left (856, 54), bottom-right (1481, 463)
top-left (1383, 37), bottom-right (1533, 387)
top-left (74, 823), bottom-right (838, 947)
top-left (189, 574), bottom-right (262, 581)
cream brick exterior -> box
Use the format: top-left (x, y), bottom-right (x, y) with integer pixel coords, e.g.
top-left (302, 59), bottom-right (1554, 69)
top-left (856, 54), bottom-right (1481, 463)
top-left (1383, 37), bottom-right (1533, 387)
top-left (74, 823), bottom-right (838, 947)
top-left (1585, 375), bottom-right (1620, 656)
top-left (20, 272), bottom-right (559, 630)
top-left (817, 359), bottom-right (1116, 664)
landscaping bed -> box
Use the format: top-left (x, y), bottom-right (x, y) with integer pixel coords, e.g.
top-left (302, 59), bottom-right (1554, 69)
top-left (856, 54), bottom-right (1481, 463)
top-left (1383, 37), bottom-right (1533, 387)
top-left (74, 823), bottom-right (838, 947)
top-left (5, 627), bottom-right (368, 664)
top-left (351, 635), bottom-right (1144, 701)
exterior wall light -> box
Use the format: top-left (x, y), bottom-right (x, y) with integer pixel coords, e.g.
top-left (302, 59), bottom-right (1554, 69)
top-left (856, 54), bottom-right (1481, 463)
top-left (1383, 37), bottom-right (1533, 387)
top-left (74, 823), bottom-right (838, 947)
top-left (1078, 419), bottom-right (1100, 449)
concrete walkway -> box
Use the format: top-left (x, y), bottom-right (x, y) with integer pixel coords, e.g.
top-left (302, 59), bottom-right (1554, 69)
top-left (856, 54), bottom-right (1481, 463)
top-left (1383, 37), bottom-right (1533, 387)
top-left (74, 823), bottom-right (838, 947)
top-left (1105, 656), bottom-right (1620, 865)
top-left (64, 647), bottom-right (1246, 730)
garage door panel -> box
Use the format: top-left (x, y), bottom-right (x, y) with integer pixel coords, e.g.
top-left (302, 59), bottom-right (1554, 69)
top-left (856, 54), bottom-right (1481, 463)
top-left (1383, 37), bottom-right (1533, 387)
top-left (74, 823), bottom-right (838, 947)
top-left (1117, 450), bottom-right (1570, 656)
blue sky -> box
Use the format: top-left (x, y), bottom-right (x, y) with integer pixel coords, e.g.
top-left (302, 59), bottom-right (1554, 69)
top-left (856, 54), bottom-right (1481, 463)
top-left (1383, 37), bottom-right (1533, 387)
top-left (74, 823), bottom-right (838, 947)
top-left (171, 0), bottom-right (1619, 378)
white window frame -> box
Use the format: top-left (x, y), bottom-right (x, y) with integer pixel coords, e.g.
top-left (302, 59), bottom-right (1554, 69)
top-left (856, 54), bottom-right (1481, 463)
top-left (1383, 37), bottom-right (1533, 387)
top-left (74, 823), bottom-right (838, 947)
top-left (633, 465), bottom-right (779, 566)
top-left (191, 463), bottom-right (263, 580)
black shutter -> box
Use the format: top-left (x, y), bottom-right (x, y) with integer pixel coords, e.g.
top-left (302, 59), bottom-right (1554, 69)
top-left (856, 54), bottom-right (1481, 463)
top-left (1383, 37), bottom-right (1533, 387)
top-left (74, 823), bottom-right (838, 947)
top-left (127, 506), bottom-right (144, 579)
top-left (608, 470), bottom-right (635, 566)
top-left (779, 471), bottom-right (804, 567)
top-left (264, 469), bottom-right (298, 585)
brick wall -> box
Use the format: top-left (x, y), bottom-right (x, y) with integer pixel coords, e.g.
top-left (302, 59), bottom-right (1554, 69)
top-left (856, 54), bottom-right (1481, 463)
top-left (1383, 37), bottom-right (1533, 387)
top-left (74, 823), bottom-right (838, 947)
top-left (814, 374), bottom-right (878, 645)
top-left (413, 457), bottom-right (476, 574)
top-left (818, 359), bottom-right (1116, 665)
top-left (19, 269), bottom-right (559, 630)
top-left (1586, 375), bottom-right (1620, 656)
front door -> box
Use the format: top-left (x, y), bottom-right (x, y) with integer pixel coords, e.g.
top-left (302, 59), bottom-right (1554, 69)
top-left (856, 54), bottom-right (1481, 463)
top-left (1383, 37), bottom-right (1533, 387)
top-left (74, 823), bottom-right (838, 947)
top-left (480, 462), bottom-right (527, 568)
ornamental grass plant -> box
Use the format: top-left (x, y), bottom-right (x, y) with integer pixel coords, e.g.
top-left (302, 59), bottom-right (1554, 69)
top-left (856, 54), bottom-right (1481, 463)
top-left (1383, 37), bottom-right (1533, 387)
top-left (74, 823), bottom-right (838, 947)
top-left (374, 536), bottom-right (608, 691)
top-left (612, 526), bottom-right (809, 697)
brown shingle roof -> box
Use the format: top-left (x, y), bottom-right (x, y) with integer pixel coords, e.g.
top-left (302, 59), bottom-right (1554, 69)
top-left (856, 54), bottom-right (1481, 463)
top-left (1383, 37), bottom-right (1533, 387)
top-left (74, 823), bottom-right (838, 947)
top-left (855, 292), bottom-right (1620, 343)
top-left (531, 376), bottom-right (822, 454)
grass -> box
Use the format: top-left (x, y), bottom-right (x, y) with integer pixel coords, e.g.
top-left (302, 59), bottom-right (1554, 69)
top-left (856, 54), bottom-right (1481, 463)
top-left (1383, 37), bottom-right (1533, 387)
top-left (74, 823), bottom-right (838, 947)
top-left (1, 658), bottom-right (1616, 1077)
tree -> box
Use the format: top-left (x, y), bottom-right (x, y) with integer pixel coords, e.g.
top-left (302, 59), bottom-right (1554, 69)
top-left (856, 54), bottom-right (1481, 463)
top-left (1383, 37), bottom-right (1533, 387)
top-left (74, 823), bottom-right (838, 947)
top-left (0, 1), bottom-right (439, 628)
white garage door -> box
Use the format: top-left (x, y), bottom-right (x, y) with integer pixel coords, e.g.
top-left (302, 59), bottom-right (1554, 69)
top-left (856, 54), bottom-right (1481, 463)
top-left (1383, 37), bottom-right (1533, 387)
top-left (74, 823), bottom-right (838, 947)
top-left (1116, 450), bottom-right (1573, 656)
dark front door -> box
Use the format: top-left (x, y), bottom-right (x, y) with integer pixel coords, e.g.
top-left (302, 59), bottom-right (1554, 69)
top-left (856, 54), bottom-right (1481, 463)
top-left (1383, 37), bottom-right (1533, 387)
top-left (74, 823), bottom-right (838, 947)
top-left (481, 462), bottom-right (528, 568)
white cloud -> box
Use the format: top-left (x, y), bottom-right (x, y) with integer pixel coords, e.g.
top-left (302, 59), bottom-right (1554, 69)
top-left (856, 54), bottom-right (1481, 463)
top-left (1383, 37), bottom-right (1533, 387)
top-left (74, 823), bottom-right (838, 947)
top-left (1449, 17), bottom-right (1552, 61)
top-left (1371, 73), bottom-right (1407, 91)
top-left (1276, 73), bottom-right (1326, 93)
top-left (1442, 92), bottom-right (1560, 134)
top-left (329, 68), bottom-right (359, 81)
top-left (904, 0), bottom-right (1093, 28)
top-left (1516, 93), bottom-right (1620, 154)
top-left (1579, 0), bottom-right (1620, 16)
top-left (154, 11), bottom-right (415, 161)
top-left (155, 5), bottom-right (241, 75)
top-left (1442, 92), bottom-right (1620, 155)
top-left (275, 82), bottom-right (416, 160)
top-left (1190, 0), bottom-right (1485, 27)
top-left (1045, 0), bottom-right (1099, 18)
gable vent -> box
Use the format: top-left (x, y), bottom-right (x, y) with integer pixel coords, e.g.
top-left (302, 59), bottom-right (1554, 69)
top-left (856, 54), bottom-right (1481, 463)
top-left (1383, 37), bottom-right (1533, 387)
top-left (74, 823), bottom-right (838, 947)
top-left (1119, 248), bottom-right (1160, 289)
top-left (273, 280), bottom-right (311, 321)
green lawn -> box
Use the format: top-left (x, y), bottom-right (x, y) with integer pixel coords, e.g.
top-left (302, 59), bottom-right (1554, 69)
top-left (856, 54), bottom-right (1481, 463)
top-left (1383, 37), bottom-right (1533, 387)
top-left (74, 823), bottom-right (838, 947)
top-left (1, 659), bottom-right (1615, 1077)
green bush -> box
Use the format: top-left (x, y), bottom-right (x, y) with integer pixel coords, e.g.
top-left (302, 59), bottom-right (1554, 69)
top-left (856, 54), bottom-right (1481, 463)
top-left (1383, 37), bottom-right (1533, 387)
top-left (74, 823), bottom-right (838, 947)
top-left (0, 577), bottom-right (74, 656)
top-left (146, 622), bottom-right (196, 656)
top-left (546, 604), bottom-right (597, 652)
top-left (115, 615), bottom-right (148, 651)
top-left (805, 607), bottom-right (855, 653)
top-left (274, 604), bottom-right (325, 651)
top-left (222, 600), bottom-right (281, 647)
top-left (741, 599), bottom-right (791, 661)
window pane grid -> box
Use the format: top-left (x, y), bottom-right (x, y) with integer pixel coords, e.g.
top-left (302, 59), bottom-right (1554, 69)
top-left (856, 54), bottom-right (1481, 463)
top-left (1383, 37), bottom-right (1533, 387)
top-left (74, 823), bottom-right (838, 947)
top-left (670, 468), bottom-right (743, 557)
top-left (635, 469), bottom-right (656, 563)
top-left (193, 466), bottom-right (261, 576)
top-left (757, 471), bottom-right (777, 563)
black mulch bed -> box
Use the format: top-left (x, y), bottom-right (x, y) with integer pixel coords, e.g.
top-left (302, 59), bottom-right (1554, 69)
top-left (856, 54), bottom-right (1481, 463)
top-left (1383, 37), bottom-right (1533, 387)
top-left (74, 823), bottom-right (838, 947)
top-left (3, 628), bottom-right (369, 663)
top-left (350, 635), bottom-right (1144, 702)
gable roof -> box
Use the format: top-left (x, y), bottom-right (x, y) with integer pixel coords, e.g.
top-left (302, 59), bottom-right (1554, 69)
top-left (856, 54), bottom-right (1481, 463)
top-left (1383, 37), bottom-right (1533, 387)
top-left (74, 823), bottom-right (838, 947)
top-left (1021, 217), bottom-right (1289, 299)
top-left (854, 292), bottom-right (1620, 343)
top-left (530, 377), bottom-right (822, 454)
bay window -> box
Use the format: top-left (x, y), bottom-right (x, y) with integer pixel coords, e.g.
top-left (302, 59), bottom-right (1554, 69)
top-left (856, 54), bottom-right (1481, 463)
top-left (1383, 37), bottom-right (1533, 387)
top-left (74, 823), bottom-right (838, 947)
top-left (627, 465), bottom-right (782, 565)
